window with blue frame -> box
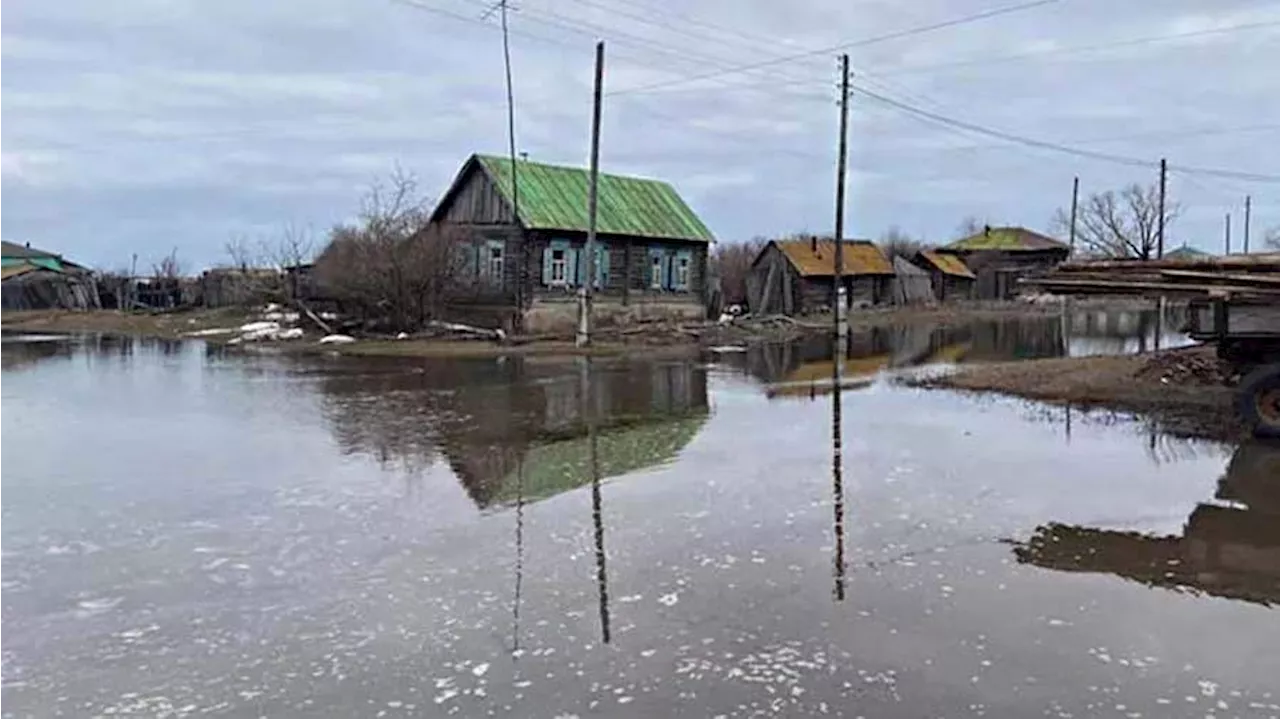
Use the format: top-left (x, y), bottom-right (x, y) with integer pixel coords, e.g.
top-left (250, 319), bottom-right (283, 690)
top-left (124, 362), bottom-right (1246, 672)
top-left (648, 247), bottom-right (666, 289)
top-left (673, 249), bottom-right (692, 290)
top-left (543, 239), bottom-right (572, 286)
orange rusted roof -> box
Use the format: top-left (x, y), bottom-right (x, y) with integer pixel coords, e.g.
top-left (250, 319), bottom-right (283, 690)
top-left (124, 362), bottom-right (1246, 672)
top-left (918, 250), bottom-right (976, 279)
top-left (1, 263), bottom-right (40, 281)
top-left (774, 238), bottom-right (893, 277)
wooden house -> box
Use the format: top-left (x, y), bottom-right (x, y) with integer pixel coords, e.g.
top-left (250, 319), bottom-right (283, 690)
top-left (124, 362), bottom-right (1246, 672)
top-left (1, 240), bottom-right (99, 310)
top-left (748, 238), bottom-right (894, 316)
top-left (937, 226), bottom-right (1068, 300)
top-left (429, 154), bottom-right (715, 333)
top-left (915, 249), bottom-right (976, 301)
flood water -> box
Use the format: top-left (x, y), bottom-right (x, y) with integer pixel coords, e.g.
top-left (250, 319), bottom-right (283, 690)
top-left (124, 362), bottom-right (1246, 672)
top-left (3, 317), bottom-right (1278, 718)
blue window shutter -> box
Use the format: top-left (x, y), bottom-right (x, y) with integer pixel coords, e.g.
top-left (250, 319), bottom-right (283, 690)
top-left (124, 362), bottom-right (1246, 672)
top-left (568, 246), bottom-right (580, 287)
top-left (595, 245), bottom-right (609, 289)
top-left (542, 244), bottom-right (553, 284)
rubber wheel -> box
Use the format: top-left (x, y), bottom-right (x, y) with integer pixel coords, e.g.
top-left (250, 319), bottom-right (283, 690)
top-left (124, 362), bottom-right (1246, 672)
top-left (1237, 363), bottom-right (1280, 439)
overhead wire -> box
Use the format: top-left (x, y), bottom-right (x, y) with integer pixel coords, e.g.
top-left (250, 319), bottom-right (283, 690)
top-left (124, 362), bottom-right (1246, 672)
top-left (607, 0), bottom-right (1061, 95)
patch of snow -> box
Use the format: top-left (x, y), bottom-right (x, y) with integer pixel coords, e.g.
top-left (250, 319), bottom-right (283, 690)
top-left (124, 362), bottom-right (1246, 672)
top-left (319, 334), bottom-right (356, 344)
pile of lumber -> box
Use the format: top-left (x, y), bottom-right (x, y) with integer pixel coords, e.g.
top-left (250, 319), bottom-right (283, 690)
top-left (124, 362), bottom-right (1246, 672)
top-left (1023, 253), bottom-right (1280, 300)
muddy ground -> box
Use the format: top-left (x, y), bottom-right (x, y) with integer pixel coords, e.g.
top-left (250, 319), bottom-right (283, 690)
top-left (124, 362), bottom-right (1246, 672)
top-left (1, 296), bottom-right (1159, 355)
top-left (913, 344), bottom-right (1242, 441)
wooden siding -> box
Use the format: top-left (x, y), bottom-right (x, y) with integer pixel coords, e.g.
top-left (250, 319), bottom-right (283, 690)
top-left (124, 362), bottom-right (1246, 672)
top-left (439, 165), bottom-right (516, 225)
top-left (959, 249), bottom-right (1066, 300)
top-left (526, 232), bottom-right (705, 302)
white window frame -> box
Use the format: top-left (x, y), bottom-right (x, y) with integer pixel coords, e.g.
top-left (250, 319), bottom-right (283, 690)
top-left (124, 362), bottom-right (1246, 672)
top-left (650, 254), bottom-right (664, 289)
top-left (487, 243), bottom-right (504, 283)
top-left (550, 248), bottom-right (568, 285)
top-left (674, 255), bottom-right (690, 290)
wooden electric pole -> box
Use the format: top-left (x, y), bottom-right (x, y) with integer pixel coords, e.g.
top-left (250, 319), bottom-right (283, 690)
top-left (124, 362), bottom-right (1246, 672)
top-left (1244, 195), bottom-right (1252, 254)
top-left (496, 0), bottom-right (524, 315)
top-left (833, 54), bottom-right (850, 342)
top-left (1157, 158), bottom-right (1167, 259)
top-left (577, 41), bottom-right (604, 348)
top-left (1224, 212), bottom-right (1232, 255)
top-left (1068, 176), bottom-right (1079, 255)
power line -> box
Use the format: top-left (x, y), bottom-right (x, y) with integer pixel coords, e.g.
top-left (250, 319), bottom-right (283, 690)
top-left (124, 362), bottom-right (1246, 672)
top-left (880, 19), bottom-right (1280, 77)
top-left (852, 84), bottom-right (1280, 183)
top-left (608, 0), bottom-right (1061, 95)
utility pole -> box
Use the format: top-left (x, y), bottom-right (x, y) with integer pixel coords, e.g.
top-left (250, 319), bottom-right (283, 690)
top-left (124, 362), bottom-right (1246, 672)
top-left (1225, 213), bottom-right (1232, 255)
top-left (1068, 176), bottom-right (1079, 256)
top-left (1157, 158), bottom-right (1167, 259)
top-left (495, 0), bottom-right (524, 317)
top-left (1244, 195), bottom-right (1252, 254)
top-left (577, 41), bottom-right (604, 348)
top-left (833, 54), bottom-right (850, 343)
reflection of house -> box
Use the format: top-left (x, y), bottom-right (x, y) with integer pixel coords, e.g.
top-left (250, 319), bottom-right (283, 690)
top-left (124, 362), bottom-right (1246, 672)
top-left (438, 361), bottom-right (710, 509)
top-left (914, 249), bottom-right (975, 301)
top-left (1, 241), bottom-right (99, 310)
top-left (937, 226), bottom-right (1068, 300)
top-left (1011, 441), bottom-right (1280, 606)
top-left (430, 154), bottom-right (715, 334)
top-left (748, 238), bottom-right (894, 315)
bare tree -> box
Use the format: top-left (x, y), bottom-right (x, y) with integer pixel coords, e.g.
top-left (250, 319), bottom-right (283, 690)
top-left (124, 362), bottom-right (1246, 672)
top-left (151, 247), bottom-right (183, 279)
top-left (260, 223), bottom-right (316, 271)
top-left (1051, 182), bottom-right (1180, 260)
top-left (225, 234), bottom-right (256, 271)
top-left (955, 215), bottom-right (991, 239)
top-left (1265, 226), bottom-right (1280, 251)
top-left (878, 226), bottom-right (930, 260)
top-left (709, 238), bottom-right (766, 306)
top-left (314, 168), bottom-right (465, 330)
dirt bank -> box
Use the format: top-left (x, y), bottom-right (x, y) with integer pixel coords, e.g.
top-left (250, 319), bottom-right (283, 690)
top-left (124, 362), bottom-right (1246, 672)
top-left (2, 296), bottom-right (1158, 360)
top-left (913, 344), bottom-right (1241, 441)
top-left (2, 307), bottom-right (258, 339)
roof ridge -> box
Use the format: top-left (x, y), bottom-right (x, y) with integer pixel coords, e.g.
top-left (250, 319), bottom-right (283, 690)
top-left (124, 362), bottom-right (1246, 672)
top-left (472, 153), bottom-right (675, 187)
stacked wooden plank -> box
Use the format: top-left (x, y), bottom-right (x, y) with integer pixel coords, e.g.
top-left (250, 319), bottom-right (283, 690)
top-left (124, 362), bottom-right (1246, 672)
top-left (1023, 253), bottom-right (1280, 300)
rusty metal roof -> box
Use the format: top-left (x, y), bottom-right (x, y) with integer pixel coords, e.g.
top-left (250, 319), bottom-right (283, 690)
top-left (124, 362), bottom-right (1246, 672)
top-left (918, 250), bottom-right (976, 279)
top-left (944, 226), bottom-right (1067, 252)
top-left (1, 263), bottom-right (40, 281)
top-left (774, 239), bottom-right (894, 276)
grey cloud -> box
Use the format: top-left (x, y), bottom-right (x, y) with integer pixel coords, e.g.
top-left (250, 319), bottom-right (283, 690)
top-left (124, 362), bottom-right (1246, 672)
top-left (3, 0), bottom-right (1279, 268)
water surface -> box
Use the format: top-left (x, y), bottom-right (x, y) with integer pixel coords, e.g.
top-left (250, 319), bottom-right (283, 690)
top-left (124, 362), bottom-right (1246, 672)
top-left (3, 329), bottom-right (1277, 718)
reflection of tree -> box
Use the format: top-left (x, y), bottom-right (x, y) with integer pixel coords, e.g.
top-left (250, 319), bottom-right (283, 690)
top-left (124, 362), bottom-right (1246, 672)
top-left (1010, 441), bottom-right (1280, 606)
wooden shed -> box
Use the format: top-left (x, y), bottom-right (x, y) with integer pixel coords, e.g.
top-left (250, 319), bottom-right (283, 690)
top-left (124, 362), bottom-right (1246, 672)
top-left (915, 249), bottom-right (976, 301)
top-left (748, 238), bottom-right (894, 316)
top-left (429, 154), bottom-right (716, 333)
top-left (938, 226), bottom-right (1068, 300)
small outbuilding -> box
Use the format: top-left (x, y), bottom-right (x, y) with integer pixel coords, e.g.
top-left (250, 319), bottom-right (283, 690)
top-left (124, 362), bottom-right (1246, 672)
top-left (938, 226), bottom-right (1068, 300)
top-left (889, 255), bottom-right (934, 305)
top-left (915, 249), bottom-right (976, 301)
top-left (748, 237), bottom-right (894, 315)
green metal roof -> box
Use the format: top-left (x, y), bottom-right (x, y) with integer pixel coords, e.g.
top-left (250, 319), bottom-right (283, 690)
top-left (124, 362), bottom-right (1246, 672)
top-left (474, 154), bottom-right (715, 242)
top-left (944, 226), bottom-right (1067, 252)
top-left (488, 414), bottom-right (708, 507)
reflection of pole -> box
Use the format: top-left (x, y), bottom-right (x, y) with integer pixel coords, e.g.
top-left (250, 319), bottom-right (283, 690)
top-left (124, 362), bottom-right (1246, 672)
top-left (1064, 402), bottom-right (1072, 443)
top-left (831, 339), bottom-right (846, 601)
top-left (512, 455), bottom-right (525, 654)
top-left (581, 357), bottom-right (611, 642)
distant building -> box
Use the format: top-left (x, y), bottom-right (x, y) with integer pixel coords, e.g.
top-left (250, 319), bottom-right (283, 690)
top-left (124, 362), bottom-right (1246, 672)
top-left (1164, 244), bottom-right (1212, 261)
top-left (914, 249), bottom-right (976, 301)
top-left (936, 226), bottom-right (1069, 300)
top-left (1, 240), bottom-right (99, 310)
top-left (429, 154), bottom-right (715, 334)
top-left (748, 237), bottom-right (894, 315)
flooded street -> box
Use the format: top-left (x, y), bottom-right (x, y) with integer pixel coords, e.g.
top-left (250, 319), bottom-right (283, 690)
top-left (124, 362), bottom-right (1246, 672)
top-left (3, 326), bottom-right (1278, 718)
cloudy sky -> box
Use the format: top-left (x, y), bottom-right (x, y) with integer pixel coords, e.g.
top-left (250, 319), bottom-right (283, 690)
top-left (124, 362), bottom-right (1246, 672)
top-left (3, 0), bottom-right (1279, 269)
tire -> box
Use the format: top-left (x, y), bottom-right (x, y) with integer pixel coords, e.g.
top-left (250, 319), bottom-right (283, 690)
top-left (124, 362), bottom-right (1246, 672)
top-left (1236, 363), bottom-right (1280, 439)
